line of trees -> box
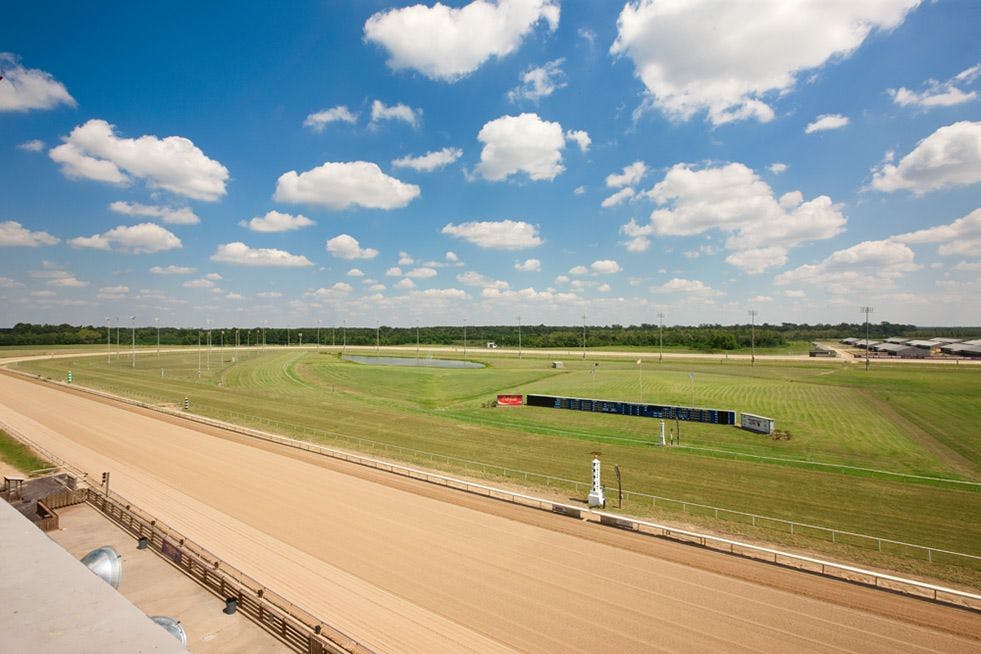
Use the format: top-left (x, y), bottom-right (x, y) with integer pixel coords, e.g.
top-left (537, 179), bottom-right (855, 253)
top-left (2, 322), bottom-right (978, 351)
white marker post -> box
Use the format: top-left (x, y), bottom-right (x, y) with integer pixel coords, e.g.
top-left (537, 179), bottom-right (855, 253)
top-left (587, 456), bottom-right (605, 508)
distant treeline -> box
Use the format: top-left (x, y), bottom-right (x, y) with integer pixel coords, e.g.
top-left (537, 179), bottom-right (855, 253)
top-left (2, 322), bottom-right (979, 351)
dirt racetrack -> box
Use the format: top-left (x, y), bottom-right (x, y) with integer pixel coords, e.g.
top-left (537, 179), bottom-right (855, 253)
top-left (0, 371), bottom-right (978, 653)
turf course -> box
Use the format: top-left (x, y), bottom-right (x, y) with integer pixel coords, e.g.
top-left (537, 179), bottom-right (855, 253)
top-left (11, 346), bottom-right (981, 584)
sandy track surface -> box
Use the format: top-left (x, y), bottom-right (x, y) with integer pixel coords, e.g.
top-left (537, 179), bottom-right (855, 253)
top-left (0, 373), bottom-right (978, 653)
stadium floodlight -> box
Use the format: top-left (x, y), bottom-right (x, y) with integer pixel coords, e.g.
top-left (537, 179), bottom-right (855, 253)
top-left (860, 306), bottom-right (874, 371)
top-left (748, 309), bottom-right (758, 367)
top-left (657, 312), bottom-right (665, 363)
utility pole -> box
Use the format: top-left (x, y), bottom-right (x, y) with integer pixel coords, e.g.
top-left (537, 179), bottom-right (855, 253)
top-left (860, 306), bottom-right (874, 371)
top-left (416, 320), bottom-right (420, 358)
top-left (463, 318), bottom-right (468, 357)
top-left (197, 330), bottom-right (202, 376)
top-left (155, 317), bottom-right (160, 356)
top-left (517, 315), bottom-right (522, 359)
top-left (106, 317), bottom-right (111, 365)
top-left (657, 312), bottom-right (664, 363)
top-left (748, 309), bottom-right (758, 367)
top-left (342, 320), bottom-right (347, 353)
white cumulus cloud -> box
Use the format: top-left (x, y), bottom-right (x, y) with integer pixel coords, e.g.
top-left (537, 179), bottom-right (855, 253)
top-left (0, 54), bottom-right (76, 112)
top-left (364, 0), bottom-right (560, 82)
top-left (601, 187), bottom-right (635, 208)
top-left (610, 0), bottom-right (918, 125)
top-left (303, 105), bottom-right (358, 132)
top-left (652, 278), bottom-right (722, 296)
top-left (514, 258), bottom-right (541, 272)
top-left (565, 129), bottom-right (591, 153)
top-left (70, 223), bottom-right (181, 254)
top-left (109, 201), bottom-right (200, 225)
top-left (508, 58), bottom-right (566, 103)
top-left (150, 265), bottom-right (194, 275)
top-left (370, 100), bottom-right (422, 127)
top-left (240, 210), bottom-right (314, 233)
top-left (211, 242), bottom-right (313, 267)
top-left (18, 139), bottom-right (45, 152)
top-left (406, 266), bottom-right (438, 278)
top-left (0, 220), bottom-right (59, 247)
top-left (889, 64), bottom-right (980, 109)
top-left (442, 219), bottom-right (542, 249)
top-left (457, 271), bottom-right (508, 289)
top-left (326, 234), bottom-right (379, 260)
top-left (892, 208), bottom-right (981, 257)
top-left (606, 161), bottom-right (647, 188)
top-left (392, 147), bottom-right (463, 172)
top-left (769, 162), bottom-right (788, 174)
top-left (776, 239), bottom-right (921, 294)
top-left (621, 162), bottom-right (846, 273)
top-left (591, 260), bottom-right (621, 275)
top-left (871, 121), bottom-right (981, 195)
top-left (49, 119), bottom-right (229, 201)
top-left (475, 113), bottom-right (567, 181)
top-left (274, 161), bottom-right (420, 210)
top-left (805, 114), bottom-right (850, 134)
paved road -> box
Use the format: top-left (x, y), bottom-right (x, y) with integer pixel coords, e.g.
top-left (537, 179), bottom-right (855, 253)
top-left (0, 372), bottom-right (977, 652)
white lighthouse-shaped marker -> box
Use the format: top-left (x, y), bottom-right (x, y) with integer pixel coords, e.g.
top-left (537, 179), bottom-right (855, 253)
top-left (587, 454), bottom-right (605, 508)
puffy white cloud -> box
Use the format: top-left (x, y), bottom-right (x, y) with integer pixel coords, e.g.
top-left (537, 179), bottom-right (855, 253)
top-left (622, 162), bottom-right (845, 272)
top-left (568, 265), bottom-right (588, 275)
top-left (395, 278), bottom-right (416, 289)
top-left (150, 265), bottom-right (194, 275)
top-left (775, 239), bottom-right (921, 293)
top-left (370, 100), bottom-right (421, 127)
top-left (892, 208), bottom-right (981, 257)
top-left (0, 54), bottom-right (75, 111)
top-left (410, 288), bottom-right (470, 300)
top-left (457, 271), bottom-right (508, 289)
top-left (347, 268), bottom-right (365, 277)
top-left (0, 277), bottom-right (23, 288)
top-left (606, 161), bottom-right (647, 188)
top-left (953, 261), bottom-right (981, 271)
top-left (871, 121), bottom-right (981, 194)
top-left (309, 283), bottom-right (353, 299)
top-left (204, 272), bottom-right (222, 281)
top-left (601, 187), bottom-right (635, 208)
top-left (749, 295), bottom-right (772, 303)
top-left (211, 242), bottom-right (313, 267)
top-left (325, 234), bottom-right (379, 260)
top-left (392, 147), bottom-right (463, 172)
top-left (303, 105), bottom-right (358, 132)
top-left (442, 219), bottom-right (542, 249)
top-left (109, 201), bottom-right (200, 225)
top-left (31, 290), bottom-right (56, 298)
top-left (18, 139), bottom-right (45, 152)
top-left (256, 291), bottom-right (283, 298)
top-left (481, 286), bottom-right (575, 302)
top-left (274, 161), bottom-right (420, 210)
top-left (514, 258), bottom-right (540, 271)
top-left (565, 129), bottom-right (591, 153)
top-left (70, 223), bottom-right (181, 254)
top-left (889, 64), bottom-right (980, 108)
top-left (364, 0), bottom-right (559, 82)
top-left (225, 292), bottom-right (244, 301)
top-left (398, 252), bottom-right (414, 265)
top-left (49, 119), bottom-right (229, 200)
top-left (239, 210), bottom-right (314, 233)
top-left (0, 220), bottom-right (59, 247)
top-left (805, 114), bottom-right (850, 134)
top-left (183, 278), bottom-right (214, 289)
top-left (475, 113), bottom-right (566, 181)
top-left (445, 251), bottom-right (460, 262)
top-left (590, 260), bottom-right (621, 274)
top-left (407, 266), bottom-right (437, 278)
top-left (573, 185), bottom-right (586, 195)
top-left (47, 275), bottom-right (88, 288)
top-left (769, 162), bottom-right (788, 174)
top-left (651, 278), bottom-right (721, 296)
top-left (784, 289), bottom-right (806, 298)
top-left (385, 267), bottom-right (402, 277)
top-left (610, 0), bottom-right (917, 125)
top-left (508, 59), bottom-right (566, 103)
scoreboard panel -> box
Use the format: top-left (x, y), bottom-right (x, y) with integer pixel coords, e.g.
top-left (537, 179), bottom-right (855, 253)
top-left (525, 394), bottom-right (736, 425)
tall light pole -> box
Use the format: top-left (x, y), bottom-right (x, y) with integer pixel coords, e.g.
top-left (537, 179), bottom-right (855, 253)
top-left (155, 317), bottom-right (160, 356)
top-left (860, 306), bottom-right (874, 371)
top-left (106, 317), bottom-right (111, 365)
top-left (416, 319), bottom-right (420, 358)
top-left (463, 318), bottom-right (468, 357)
top-left (130, 316), bottom-right (136, 368)
top-left (581, 312), bottom-right (587, 360)
top-left (115, 316), bottom-right (120, 356)
top-left (657, 312), bottom-right (664, 364)
top-left (206, 319), bottom-right (211, 371)
top-left (748, 309), bottom-right (758, 367)
top-left (342, 320), bottom-right (347, 353)
top-left (517, 315), bottom-right (522, 359)
top-left (197, 330), bottom-right (201, 376)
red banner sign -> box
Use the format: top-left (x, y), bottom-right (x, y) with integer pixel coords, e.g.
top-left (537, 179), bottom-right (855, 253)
top-left (497, 394), bottom-right (523, 406)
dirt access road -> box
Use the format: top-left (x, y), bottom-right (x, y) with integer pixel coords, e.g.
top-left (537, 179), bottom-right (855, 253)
top-left (0, 372), bottom-right (977, 653)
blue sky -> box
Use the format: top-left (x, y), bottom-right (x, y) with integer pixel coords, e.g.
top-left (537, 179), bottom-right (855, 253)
top-left (1, 0), bottom-right (979, 328)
